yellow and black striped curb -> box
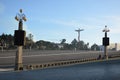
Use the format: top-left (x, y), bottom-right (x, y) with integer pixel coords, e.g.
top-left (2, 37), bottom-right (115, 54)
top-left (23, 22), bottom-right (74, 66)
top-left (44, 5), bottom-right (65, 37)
top-left (25, 58), bottom-right (97, 70)
top-left (24, 54), bottom-right (120, 70)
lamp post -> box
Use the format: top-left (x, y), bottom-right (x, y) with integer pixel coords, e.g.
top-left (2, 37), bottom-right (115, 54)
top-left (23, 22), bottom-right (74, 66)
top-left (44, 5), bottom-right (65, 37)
top-left (102, 25), bottom-right (110, 60)
top-left (28, 33), bottom-right (33, 51)
top-left (14, 9), bottom-right (27, 70)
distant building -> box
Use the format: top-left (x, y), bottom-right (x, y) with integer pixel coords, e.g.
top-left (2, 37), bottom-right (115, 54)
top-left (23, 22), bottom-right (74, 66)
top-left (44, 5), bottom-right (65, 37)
top-left (57, 44), bottom-right (63, 49)
top-left (108, 43), bottom-right (120, 51)
top-left (99, 43), bottom-right (120, 51)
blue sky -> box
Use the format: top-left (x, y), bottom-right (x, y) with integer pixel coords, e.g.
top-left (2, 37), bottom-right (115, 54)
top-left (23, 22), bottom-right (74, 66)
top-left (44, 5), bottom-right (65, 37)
top-left (0, 0), bottom-right (120, 46)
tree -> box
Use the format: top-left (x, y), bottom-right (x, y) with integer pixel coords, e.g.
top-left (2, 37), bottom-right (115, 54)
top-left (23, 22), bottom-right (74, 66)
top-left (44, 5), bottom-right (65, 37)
top-left (91, 43), bottom-right (100, 51)
top-left (60, 39), bottom-right (66, 44)
top-left (71, 39), bottom-right (77, 50)
top-left (0, 33), bottom-right (14, 49)
top-left (84, 44), bottom-right (89, 50)
top-left (71, 39), bottom-right (89, 50)
top-left (77, 41), bottom-right (84, 50)
top-left (35, 40), bottom-right (59, 50)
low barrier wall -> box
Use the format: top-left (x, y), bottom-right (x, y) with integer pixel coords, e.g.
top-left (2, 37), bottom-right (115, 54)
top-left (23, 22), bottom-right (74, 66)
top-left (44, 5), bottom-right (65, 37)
top-left (24, 54), bottom-right (120, 70)
top-left (25, 58), bottom-right (97, 70)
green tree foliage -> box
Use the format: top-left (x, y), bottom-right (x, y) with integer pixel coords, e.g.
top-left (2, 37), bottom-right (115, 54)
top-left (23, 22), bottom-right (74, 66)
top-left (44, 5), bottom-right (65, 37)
top-left (35, 40), bottom-right (59, 50)
top-left (0, 33), bottom-right (99, 50)
top-left (71, 39), bottom-right (89, 50)
top-left (91, 43), bottom-right (100, 51)
top-left (0, 33), bottom-right (35, 49)
top-left (60, 39), bottom-right (66, 44)
top-left (71, 39), bottom-right (77, 48)
top-left (0, 33), bottom-right (14, 49)
top-left (60, 39), bottom-right (72, 50)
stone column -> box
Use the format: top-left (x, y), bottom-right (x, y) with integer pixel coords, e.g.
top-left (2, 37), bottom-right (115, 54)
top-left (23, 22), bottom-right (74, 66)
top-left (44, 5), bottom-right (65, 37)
top-left (15, 46), bottom-right (23, 70)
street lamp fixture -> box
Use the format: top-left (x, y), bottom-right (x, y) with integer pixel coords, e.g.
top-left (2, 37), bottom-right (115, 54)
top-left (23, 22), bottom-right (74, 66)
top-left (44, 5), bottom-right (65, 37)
top-left (15, 9), bottom-right (27, 22)
top-left (15, 9), bottom-right (27, 30)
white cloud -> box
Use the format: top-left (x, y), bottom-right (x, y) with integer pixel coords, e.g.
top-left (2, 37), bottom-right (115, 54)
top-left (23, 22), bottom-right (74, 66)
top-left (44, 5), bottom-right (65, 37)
top-left (45, 16), bottom-right (120, 34)
top-left (48, 19), bottom-right (84, 28)
top-left (82, 16), bottom-right (120, 34)
top-left (37, 16), bottom-right (120, 44)
top-left (101, 16), bottom-right (120, 34)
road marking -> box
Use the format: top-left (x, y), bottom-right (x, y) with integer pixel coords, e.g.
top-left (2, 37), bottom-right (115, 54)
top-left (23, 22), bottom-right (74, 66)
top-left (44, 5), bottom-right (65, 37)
top-left (0, 51), bottom-right (111, 59)
top-left (0, 56), bottom-right (15, 58)
top-left (0, 52), bottom-right (90, 59)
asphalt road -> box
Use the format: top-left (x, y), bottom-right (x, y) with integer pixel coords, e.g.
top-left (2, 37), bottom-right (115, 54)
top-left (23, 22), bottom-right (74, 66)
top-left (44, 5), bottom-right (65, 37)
top-left (0, 50), bottom-right (119, 66)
